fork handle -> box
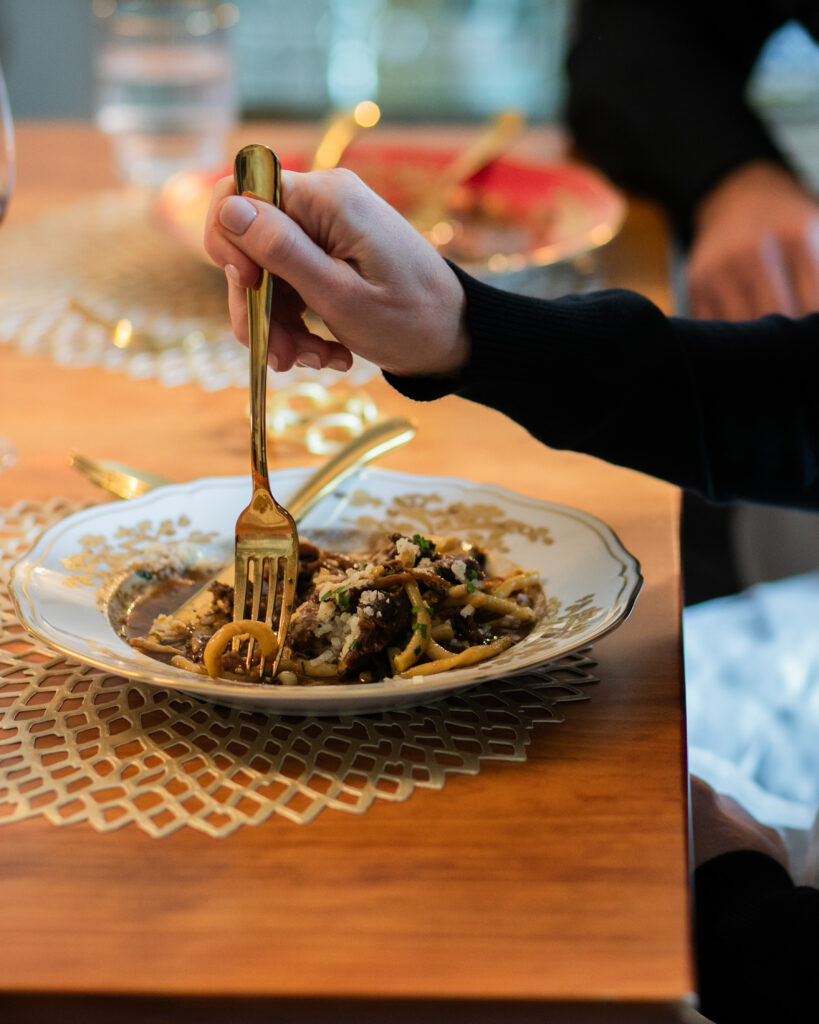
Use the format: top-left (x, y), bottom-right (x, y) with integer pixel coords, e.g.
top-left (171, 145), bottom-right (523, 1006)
top-left (234, 144), bottom-right (281, 492)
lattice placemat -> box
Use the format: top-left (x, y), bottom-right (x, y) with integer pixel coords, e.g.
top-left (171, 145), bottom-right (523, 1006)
top-left (0, 190), bottom-right (377, 394)
top-left (0, 500), bottom-right (598, 837)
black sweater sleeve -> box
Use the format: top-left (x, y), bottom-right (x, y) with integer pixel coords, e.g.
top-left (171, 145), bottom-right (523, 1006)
top-left (564, 1), bottom-right (795, 240)
top-left (695, 851), bottom-right (819, 1022)
top-left (385, 264), bottom-right (819, 508)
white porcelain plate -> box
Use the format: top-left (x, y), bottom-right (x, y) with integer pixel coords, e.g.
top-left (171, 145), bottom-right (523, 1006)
top-left (9, 470), bottom-right (642, 714)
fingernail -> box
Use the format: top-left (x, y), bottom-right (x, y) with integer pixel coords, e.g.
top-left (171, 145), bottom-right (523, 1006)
top-left (327, 357), bottom-right (349, 372)
top-left (220, 195), bottom-right (258, 235)
top-left (224, 263), bottom-right (240, 284)
top-left (296, 352), bottom-right (321, 369)
top-left (268, 351), bottom-right (280, 371)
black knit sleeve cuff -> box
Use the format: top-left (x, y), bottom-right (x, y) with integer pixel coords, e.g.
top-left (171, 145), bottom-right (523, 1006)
top-left (382, 259), bottom-right (671, 419)
top-left (381, 261), bottom-right (517, 403)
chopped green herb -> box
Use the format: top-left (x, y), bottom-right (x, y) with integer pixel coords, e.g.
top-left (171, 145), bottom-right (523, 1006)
top-left (412, 534), bottom-right (432, 551)
top-left (336, 591), bottom-right (351, 611)
top-left (414, 645), bottom-right (422, 655)
top-left (418, 624), bottom-right (428, 639)
top-left (466, 567), bottom-right (478, 580)
top-left (349, 638), bottom-right (358, 651)
top-left (136, 569), bottom-right (154, 580)
top-left (411, 604), bottom-right (426, 615)
top-left (466, 581), bottom-right (476, 594)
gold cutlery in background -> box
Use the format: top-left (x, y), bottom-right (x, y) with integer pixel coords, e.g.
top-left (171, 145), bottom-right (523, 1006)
top-left (69, 417), bottom-right (416, 505)
top-left (309, 100), bottom-right (381, 172)
top-left (68, 451), bottom-right (171, 499)
top-left (408, 109), bottom-right (525, 241)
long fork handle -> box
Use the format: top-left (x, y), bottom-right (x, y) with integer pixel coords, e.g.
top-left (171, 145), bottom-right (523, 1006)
top-left (234, 144), bottom-right (281, 492)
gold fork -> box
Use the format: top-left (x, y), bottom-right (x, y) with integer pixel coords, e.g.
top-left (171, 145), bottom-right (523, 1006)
top-left (232, 144), bottom-right (299, 677)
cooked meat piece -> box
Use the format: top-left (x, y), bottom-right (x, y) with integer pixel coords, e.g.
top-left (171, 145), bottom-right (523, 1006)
top-left (365, 570), bottom-right (414, 589)
top-left (371, 532), bottom-right (436, 566)
top-left (296, 540), bottom-right (322, 594)
top-left (369, 533), bottom-right (485, 588)
top-left (220, 649), bottom-right (249, 674)
top-left (372, 555), bottom-right (405, 576)
top-left (317, 551), bottom-right (357, 575)
top-left (299, 539), bottom-right (321, 562)
top-left (188, 633), bottom-right (208, 659)
top-left (408, 568), bottom-right (451, 593)
top-left (339, 589), bottom-right (411, 675)
top-left (371, 535), bottom-right (401, 565)
top-left (449, 607), bottom-right (485, 647)
top-left (287, 593), bottom-right (328, 660)
top-left (209, 581), bottom-right (233, 616)
top-left (429, 551), bottom-right (484, 585)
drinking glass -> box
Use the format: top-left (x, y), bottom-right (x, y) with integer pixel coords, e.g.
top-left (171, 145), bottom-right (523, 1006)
top-left (0, 58), bottom-right (17, 473)
top-left (93, 0), bottom-right (238, 188)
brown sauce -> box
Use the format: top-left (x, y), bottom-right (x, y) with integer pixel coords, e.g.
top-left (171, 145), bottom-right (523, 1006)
top-left (122, 573), bottom-right (209, 644)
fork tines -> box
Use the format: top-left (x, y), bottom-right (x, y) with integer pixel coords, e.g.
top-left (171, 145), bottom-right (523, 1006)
top-left (233, 535), bottom-right (298, 676)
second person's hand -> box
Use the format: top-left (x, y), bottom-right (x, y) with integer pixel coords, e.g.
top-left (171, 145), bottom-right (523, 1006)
top-left (203, 167), bottom-right (469, 378)
top-left (687, 161), bottom-right (819, 321)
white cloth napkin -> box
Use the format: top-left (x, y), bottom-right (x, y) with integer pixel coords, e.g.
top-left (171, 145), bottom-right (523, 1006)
top-left (685, 571), bottom-right (819, 885)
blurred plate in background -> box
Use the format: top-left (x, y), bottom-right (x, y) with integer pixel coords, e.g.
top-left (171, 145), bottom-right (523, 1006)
top-left (155, 141), bottom-right (626, 276)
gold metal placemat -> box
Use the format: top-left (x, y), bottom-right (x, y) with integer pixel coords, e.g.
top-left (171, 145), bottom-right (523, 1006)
top-left (0, 500), bottom-right (598, 838)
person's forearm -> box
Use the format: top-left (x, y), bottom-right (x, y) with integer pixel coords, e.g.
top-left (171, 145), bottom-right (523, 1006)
top-left (386, 265), bottom-right (819, 508)
top-left (565, 0), bottom-right (790, 239)
top-left (202, 156), bottom-right (818, 493)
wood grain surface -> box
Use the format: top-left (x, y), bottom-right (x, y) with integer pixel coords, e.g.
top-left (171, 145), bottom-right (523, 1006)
top-left (0, 123), bottom-right (690, 1022)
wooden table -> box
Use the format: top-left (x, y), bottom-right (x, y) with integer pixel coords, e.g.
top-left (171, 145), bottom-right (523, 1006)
top-left (0, 123), bottom-right (689, 1023)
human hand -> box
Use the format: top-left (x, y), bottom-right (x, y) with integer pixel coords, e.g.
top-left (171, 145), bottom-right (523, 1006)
top-left (203, 168), bottom-right (469, 377)
top-left (687, 161), bottom-right (819, 320)
top-left (690, 775), bottom-right (790, 871)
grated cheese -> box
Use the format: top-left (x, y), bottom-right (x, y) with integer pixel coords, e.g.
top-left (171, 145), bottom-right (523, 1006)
top-left (450, 559), bottom-right (468, 582)
top-left (395, 536), bottom-right (420, 567)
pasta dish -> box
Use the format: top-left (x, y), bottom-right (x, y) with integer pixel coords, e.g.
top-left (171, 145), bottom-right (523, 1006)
top-left (127, 532), bottom-right (542, 685)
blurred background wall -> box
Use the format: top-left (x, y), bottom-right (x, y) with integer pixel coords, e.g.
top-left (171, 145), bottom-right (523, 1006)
top-left (0, 0), bottom-right (574, 122)
top-left (1, 0), bottom-right (815, 148)
top-left (0, 0), bottom-right (96, 118)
